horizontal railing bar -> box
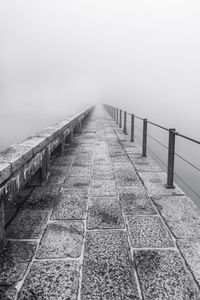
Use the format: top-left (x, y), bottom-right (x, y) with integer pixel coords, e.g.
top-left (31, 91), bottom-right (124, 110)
top-left (147, 134), bottom-right (168, 150)
top-left (175, 152), bottom-right (200, 173)
top-left (176, 132), bottom-right (200, 145)
top-left (174, 171), bottom-right (200, 199)
top-left (147, 120), bottom-right (169, 132)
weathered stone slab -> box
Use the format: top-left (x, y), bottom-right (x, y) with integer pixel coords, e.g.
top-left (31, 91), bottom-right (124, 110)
top-left (63, 176), bottom-right (90, 189)
top-left (131, 156), bottom-right (162, 172)
top-left (92, 165), bottom-right (114, 180)
top-left (51, 190), bottom-right (89, 220)
top-left (113, 161), bottom-right (133, 170)
top-left (115, 169), bottom-right (141, 186)
top-left (111, 155), bottom-right (130, 163)
top-left (178, 239), bottom-right (200, 285)
top-left (135, 249), bottom-right (200, 299)
top-left (0, 144), bottom-right (33, 173)
top-left (0, 241), bottom-right (36, 285)
top-left (36, 221), bottom-right (84, 258)
top-left (81, 230), bottom-right (140, 299)
top-left (20, 136), bottom-right (47, 155)
top-left (120, 192), bottom-right (157, 215)
top-left (55, 155), bottom-right (75, 166)
top-left (153, 195), bottom-right (200, 239)
top-left (0, 162), bottom-right (11, 185)
top-left (24, 183), bottom-right (61, 210)
top-left (91, 180), bottom-right (116, 196)
top-left (18, 260), bottom-right (80, 300)
top-left (0, 285), bottom-right (17, 300)
top-left (6, 209), bottom-right (49, 239)
top-left (109, 146), bottom-right (125, 157)
top-left (87, 197), bottom-right (124, 229)
top-left (93, 155), bottom-right (112, 165)
top-left (70, 165), bottom-right (91, 176)
top-left (138, 172), bottom-right (184, 196)
top-left (127, 216), bottom-right (174, 248)
top-left (73, 153), bottom-right (93, 165)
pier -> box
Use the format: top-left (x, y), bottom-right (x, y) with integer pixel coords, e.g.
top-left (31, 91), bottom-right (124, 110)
top-left (1, 105), bottom-right (200, 299)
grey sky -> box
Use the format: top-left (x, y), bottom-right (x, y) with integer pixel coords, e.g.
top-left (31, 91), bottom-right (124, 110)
top-left (1, 0), bottom-right (200, 141)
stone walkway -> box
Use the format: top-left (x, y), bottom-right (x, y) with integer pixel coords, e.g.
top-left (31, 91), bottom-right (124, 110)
top-left (1, 105), bottom-right (200, 299)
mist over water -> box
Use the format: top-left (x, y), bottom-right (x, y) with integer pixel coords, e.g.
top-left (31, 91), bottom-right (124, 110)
top-left (1, 0), bottom-right (200, 204)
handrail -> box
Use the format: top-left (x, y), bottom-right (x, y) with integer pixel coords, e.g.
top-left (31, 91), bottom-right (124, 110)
top-left (104, 103), bottom-right (200, 195)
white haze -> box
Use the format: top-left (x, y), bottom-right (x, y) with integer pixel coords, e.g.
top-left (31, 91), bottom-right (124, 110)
top-left (1, 0), bottom-right (200, 143)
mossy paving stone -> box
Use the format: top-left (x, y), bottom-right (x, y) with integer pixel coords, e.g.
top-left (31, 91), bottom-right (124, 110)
top-left (91, 180), bottom-right (116, 197)
top-left (24, 183), bottom-right (61, 210)
top-left (135, 249), bottom-right (200, 300)
top-left (51, 189), bottom-right (89, 220)
top-left (153, 195), bottom-right (200, 239)
top-left (120, 194), bottom-right (157, 215)
top-left (87, 197), bottom-right (124, 229)
top-left (115, 169), bottom-right (142, 187)
top-left (177, 239), bottom-right (200, 286)
top-left (81, 230), bottom-right (140, 299)
top-left (127, 216), bottom-right (174, 248)
top-left (92, 165), bottom-right (114, 180)
top-left (0, 241), bottom-right (36, 285)
top-left (18, 260), bottom-right (80, 300)
top-left (138, 172), bottom-right (184, 196)
top-left (0, 285), bottom-right (18, 300)
top-left (63, 176), bottom-right (90, 190)
top-left (6, 209), bottom-right (49, 239)
top-left (36, 221), bottom-right (84, 259)
top-left (70, 165), bottom-right (91, 176)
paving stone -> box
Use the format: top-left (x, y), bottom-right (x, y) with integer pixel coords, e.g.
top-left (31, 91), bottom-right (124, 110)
top-left (18, 260), bottom-right (80, 300)
top-left (6, 209), bottom-right (49, 239)
top-left (178, 239), bottom-right (200, 285)
top-left (92, 165), bottom-right (114, 180)
top-left (74, 152), bottom-right (93, 164)
top-left (109, 147), bottom-right (125, 157)
top-left (91, 180), bottom-right (116, 196)
top-left (153, 195), bottom-right (200, 238)
top-left (127, 216), bottom-right (174, 248)
top-left (113, 161), bottom-right (133, 170)
top-left (0, 285), bottom-right (18, 300)
top-left (138, 172), bottom-right (184, 196)
top-left (120, 193), bottom-right (157, 215)
top-left (63, 175), bottom-right (90, 189)
top-left (93, 155), bottom-right (112, 165)
top-left (55, 155), bottom-right (75, 166)
top-left (36, 221), bottom-right (84, 258)
top-left (25, 183), bottom-right (61, 210)
top-left (135, 249), bottom-right (200, 300)
top-left (115, 169), bottom-right (142, 186)
top-left (81, 230), bottom-right (140, 299)
top-left (87, 197), bottom-right (124, 229)
top-left (70, 165), bottom-right (91, 176)
top-left (51, 189), bottom-right (89, 220)
top-left (111, 155), bottom-right (130, 163)
top-left (131, 156), bottom-right (162, 172)
top-left (0, 241), bottom-right (36, 285)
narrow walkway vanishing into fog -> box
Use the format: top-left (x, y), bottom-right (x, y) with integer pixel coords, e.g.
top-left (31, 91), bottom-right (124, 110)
top-left (1, 105), bottom-right (200, 299)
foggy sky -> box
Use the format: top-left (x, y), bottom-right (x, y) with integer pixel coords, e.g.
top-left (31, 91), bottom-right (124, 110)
top-left (1, 0), bottom-right (200, 147)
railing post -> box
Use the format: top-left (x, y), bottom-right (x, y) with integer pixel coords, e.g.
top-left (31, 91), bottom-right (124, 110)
top-left (123, 111), bottom-right (127, 134)
top-left (113, 108), bottom-right (116, 121)
top-left (130, 114), bottom-right (134, 142)
top-left (116, 109), bottom-right (118, 124)
top-left (166, 128), bottom-right (176, 188)
top-left (119, 110), bottom-right (122, 128)
top-left (142, 118), bottom-right (147, 157)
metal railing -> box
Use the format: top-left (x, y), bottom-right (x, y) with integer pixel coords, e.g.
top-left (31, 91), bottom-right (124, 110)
top-left (104, 104), bottom-right (200, 195)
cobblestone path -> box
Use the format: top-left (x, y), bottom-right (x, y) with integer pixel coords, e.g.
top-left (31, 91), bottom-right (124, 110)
top-left (1, 106), bottom-right (200, 299)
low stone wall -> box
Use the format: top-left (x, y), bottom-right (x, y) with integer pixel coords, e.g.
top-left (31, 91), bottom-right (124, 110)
top-left (0, 106), bottom-right (93, 247)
